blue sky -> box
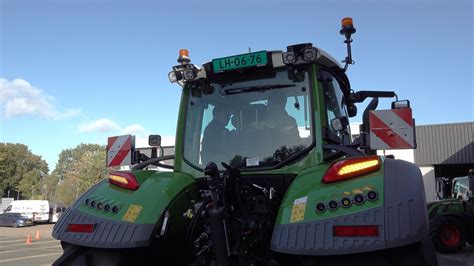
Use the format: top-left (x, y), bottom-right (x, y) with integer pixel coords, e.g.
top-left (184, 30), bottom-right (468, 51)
top-left (0, 0), bottom-right (472, 171)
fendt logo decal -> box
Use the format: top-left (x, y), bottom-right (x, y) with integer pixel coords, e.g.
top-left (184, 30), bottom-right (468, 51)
top-left (107, 135), bottom-right (135, 167)
top-left (369, 108), bottom-right (415, 150)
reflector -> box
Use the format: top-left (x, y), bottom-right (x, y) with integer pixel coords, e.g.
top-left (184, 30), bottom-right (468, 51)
top-left (67, 223), bottom-right (94, 233)
top-left (333, 225), bottom-right (379, 237)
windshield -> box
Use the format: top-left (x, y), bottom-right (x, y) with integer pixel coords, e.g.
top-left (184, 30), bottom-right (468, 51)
top-left (183, 70), bottom-right (313, 170)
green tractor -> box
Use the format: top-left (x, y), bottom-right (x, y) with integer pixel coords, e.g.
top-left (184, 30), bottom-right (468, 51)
top-left (53, 18), bottom-right (437, 265)
top-left (428, 169), bottom-right (474, 253)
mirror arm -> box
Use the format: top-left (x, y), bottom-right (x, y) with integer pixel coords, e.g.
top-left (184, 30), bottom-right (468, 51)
top-left (348, 90), bottom-right (397, 104)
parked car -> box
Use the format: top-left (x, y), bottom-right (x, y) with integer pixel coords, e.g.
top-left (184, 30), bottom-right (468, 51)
top-left (0, 212), bottom-right (33, 227)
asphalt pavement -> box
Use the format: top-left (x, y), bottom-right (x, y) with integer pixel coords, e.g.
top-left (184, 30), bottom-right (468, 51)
top-left (0, 224), bottom-right (473, 265)
top-left (0, 224), bottom-right (61, 266)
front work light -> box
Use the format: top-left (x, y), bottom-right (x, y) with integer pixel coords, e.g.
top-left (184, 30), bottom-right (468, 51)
top-left (303, 47), bottom-right (318, 61)
top-left (183, 69), bottom-right (195, 81)
top-left (168, 71), bottom-right (178, 83)
top-left (322, 156), bottom-right (380, 183)
top-left (282, 51), bottom-right (296, 64)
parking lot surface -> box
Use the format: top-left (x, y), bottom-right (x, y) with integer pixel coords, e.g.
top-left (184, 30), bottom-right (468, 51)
top-left (0, 224), bottom-right (61, 266)
top-left (1, 224), bottom-right (473, 265)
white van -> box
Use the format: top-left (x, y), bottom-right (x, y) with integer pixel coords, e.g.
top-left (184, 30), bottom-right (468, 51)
top-left (3, 200), bottom-right (50, 223)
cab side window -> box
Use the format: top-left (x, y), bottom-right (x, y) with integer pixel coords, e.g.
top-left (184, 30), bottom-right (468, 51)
top-left (322, 71), bottom-right (350, 144)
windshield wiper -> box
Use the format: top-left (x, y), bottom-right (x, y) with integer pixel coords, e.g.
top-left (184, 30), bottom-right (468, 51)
top-left (223, 84), bottom-right (296, 95)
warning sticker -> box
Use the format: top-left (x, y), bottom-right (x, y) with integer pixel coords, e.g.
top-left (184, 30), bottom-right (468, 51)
top-left (246, 157), bottom-right (260, 167)
top-left (122, 204), bottom-right (143, 222)
top-left (290, 196), bottom-right (307, 223)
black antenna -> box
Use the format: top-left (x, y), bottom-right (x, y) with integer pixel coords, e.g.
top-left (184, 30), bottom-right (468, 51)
top-left (340, 17), bottom-right (356, 72)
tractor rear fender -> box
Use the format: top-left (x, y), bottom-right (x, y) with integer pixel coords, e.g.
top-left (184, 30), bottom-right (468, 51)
top-left (52, 171), bottom-right (196, 249)
top-left (428, 200), bottom-right (467, 220)
top-left (270, 158), bottom-right (429, 255)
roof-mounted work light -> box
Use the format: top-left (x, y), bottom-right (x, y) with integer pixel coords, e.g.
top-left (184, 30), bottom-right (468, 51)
top-left (303, 47), bottom-right (318, 61)
top-left (340, 17), bottom-right (356, 71)
top-left (282, 51), bottom-right (296, 64)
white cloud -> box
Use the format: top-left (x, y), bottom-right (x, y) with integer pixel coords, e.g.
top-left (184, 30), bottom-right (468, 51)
top-left (121, 124), bottom-right (147, 136)
top-left (78, 118), bottom-right (120, 133)
top-left (78, 118), bottom-right (152, 138)
top-left (0, 77), bottom-right (81, 119)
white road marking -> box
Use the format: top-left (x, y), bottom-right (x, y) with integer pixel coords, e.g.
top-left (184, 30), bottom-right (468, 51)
top-left (0, 244), bottom-right (61, 254)
top-left (0, 252), bottom-right (62, 263)
top-left (0, 239), bottom-right (25, 244)
top-left (1, 239), bottom-right (59, 248)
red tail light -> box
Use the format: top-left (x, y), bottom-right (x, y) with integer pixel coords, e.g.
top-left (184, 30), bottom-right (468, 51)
top-left (108, 171), bottom-right (140, 190)
top-left (323, 156), bottom-right (380, 183)
top-left (67, 223), bottom-right (95, 233)
top-left (333, 225), bottom-right (379, 237)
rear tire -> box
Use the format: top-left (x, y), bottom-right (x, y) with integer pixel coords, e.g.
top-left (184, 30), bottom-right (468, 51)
top-left (429, 215), bottom-right (466, 253)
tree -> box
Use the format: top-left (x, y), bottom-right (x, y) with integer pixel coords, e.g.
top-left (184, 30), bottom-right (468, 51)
top-left (52, 144), bottom-right (107, 206)
top-left (0, 143), bottom-right (49, 199)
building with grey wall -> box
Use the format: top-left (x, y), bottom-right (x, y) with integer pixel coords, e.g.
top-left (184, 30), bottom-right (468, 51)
top-left (351, 122), bottom-right (474, 202)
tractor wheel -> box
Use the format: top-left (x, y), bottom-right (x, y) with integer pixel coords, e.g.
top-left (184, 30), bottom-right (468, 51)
top-left (429, 215), bottom-right (466, 253)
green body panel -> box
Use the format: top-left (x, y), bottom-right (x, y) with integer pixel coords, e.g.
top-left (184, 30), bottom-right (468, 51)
top-left (428, 198), bottom-right (474, 219)
top-left (77, 170), bottom-right (195, 224)
top-left (275, 161), bottom-right (384, 225)
top-left (269, 65), bottom-right (383, 225)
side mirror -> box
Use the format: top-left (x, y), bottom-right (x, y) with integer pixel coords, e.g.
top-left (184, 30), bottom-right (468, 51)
top-left (391, 99), bottom-right (410, 109)
top-left (148, 135), bottom-right (161, 147)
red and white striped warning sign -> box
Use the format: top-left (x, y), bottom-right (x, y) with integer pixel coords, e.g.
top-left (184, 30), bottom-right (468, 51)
top-left (107, 135), bottom-right (135, 167)
top-left (369, 108), bottom-right (415, 150)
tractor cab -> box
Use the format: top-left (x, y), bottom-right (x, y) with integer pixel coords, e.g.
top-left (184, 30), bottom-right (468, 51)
top-left (452, 176), bottom-right (471, 200)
